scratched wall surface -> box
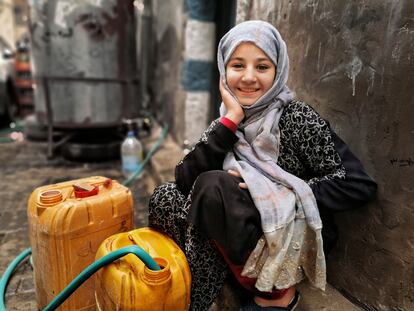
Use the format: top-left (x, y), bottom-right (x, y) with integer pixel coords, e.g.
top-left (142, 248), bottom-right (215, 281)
top-left (239, 0), bottom-right (414, 310)
top-left (29, 0), bottom-right (137, 126)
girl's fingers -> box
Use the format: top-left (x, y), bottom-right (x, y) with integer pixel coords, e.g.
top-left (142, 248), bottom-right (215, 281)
top-left (220, 78), bottom-right (245, 124)
top-left (219, 77), bottom-right (225, 91)
top-left (227, 170), bottom-right (247, 189)
top-left (220, 78), bottom-right (237, 107)
top-left (227, 169), bottom-right (241, 177)
top-left (219, 78), bottom-right (228, 96)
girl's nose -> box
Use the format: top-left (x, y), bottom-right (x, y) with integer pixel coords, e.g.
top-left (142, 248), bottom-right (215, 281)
top-left (241, 68), bottom-right (257, 83)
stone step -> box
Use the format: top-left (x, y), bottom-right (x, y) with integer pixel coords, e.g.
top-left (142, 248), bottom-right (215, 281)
top-left (296, 281), bottom-right (362, 311)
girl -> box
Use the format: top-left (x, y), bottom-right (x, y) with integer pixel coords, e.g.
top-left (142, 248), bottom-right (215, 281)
top-left (149, 20), bottom-right (377, 311)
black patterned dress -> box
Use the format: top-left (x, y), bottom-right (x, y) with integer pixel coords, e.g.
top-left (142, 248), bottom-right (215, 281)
top-left (148, 100), bottom-right (377, 311)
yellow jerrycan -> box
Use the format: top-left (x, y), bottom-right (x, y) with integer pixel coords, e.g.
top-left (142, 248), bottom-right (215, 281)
top-left (27, 176), bottom-right (134, 310)
top-left (95, 227), bottom-right (191, 311)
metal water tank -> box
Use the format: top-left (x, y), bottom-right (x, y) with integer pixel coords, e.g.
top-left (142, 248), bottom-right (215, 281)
top-left (29, 0), bottom-right (138, 128)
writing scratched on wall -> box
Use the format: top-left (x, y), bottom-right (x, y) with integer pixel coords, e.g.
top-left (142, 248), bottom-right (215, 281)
top-left (389, 158), bottom-right (414, 167)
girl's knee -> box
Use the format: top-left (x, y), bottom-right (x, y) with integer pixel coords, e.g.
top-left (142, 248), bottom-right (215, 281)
top-left (149, 182), bottom-right (184, 207)
top-left (195, 170), bottom-right (233, 190)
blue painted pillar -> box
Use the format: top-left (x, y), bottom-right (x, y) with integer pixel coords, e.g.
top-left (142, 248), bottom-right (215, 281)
top-left (182, 0), bottom-right (216, 144)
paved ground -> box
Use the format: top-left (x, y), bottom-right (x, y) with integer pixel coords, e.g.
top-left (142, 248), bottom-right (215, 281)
top-left (0, 124), bottom-right (362, 311)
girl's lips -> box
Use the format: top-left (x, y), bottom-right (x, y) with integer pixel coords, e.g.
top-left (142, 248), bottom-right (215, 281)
top-left (237, 87), bottom-right (260, 95)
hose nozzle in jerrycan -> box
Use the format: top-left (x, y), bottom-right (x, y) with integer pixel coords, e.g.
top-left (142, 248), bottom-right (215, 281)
top-left (28, 176), bottom-right (134, 311)
top-left (95, 227), bottom-right (191, 311)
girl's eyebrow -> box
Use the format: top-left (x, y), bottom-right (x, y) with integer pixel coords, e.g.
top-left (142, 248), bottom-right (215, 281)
top-left (228, 57), bottom-right (272, 62)
top-left (229, 57), bottom-right (244, 61)
top-left (257, 57), bottom-right (271, 62)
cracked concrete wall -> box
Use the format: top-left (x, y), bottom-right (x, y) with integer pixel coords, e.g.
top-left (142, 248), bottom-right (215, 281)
top-left (238, 1), bottom-right (414, 310)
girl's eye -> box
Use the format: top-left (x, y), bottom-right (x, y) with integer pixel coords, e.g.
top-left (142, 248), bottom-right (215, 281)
top-left (232, 63), bottom-right (244, 69)
top-left (257, 64), bottom-right (270, 71)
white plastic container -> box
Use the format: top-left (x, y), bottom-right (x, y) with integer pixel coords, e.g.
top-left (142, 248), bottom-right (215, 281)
top-left (121, 131), bottom-right (143, 178)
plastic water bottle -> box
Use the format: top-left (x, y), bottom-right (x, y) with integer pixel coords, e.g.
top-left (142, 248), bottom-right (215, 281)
top-left (121, 131), bottom-right (143, 178)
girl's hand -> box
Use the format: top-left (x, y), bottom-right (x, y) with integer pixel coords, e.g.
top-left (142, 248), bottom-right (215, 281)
top-left (220, 78), bottom-right (244, 124)
top-left (227, 169), bottom-right (248, 189)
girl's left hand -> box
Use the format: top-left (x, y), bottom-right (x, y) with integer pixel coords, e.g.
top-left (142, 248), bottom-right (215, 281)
top-left (220, 78), bottom-right (244, 124)
top-left (227, 169), bottom-right (248, 189)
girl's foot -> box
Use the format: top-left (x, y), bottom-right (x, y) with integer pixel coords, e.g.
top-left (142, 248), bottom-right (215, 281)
top-left (254, 287), bottom-right (296, 308)
top-left (240, 289), bottom-right (300, 311)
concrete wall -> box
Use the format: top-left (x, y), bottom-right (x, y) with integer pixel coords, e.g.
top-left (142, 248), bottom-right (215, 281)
top-left (238, 1), bottom-right (414, 310)
top-left (0, 0), bottom-right (16, 49)
top-left (14, 0), bottom-right (30, 42)
top-left (149, 0), bottom-right (186, 143)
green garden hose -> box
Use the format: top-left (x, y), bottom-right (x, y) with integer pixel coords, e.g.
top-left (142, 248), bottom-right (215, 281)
top-left (0, 246), bottom-right (160, 311)
top-left (0, 248), bottom-right (31, 311)
top-left (43, 246), bottom-right (160, 311)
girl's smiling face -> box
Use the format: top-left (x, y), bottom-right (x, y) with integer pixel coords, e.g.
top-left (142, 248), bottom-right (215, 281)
top-left (225, 42), bottom-right (276, 106)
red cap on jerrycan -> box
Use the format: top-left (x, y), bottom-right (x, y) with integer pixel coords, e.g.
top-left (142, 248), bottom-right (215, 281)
top-left (73, 183), bottom-right (99, 198)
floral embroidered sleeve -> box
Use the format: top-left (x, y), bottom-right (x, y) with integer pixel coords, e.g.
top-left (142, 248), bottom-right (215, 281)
top-left (175, 120), bottom-right (238, 196)
top-left (283, 101), bottom-right (377, 212)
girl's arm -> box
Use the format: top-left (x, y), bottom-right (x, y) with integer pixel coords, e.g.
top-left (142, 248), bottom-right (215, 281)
top-left (175, 120), bottom-right (238, 196)
top-left (293, 102), bottom-right (377, 212)
top-left (307, 128), bottom-right (377, 212)
top-left (176, 78), bottom-right (244, 196)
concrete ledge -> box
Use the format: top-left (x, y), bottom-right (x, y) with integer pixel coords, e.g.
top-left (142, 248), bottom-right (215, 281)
top-left (296, 281), bottom-right (362, 311)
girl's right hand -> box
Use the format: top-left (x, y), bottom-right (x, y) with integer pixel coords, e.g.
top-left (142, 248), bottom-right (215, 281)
top-left (227, 169), bottom-right (248, 189)
top-left (219, 78), bottom-right (244, 124)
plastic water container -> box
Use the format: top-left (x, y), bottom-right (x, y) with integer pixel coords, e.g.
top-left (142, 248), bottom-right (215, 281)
top-left (121, 130), bottom-right (143, 178)
top-left (95, 227), bottom-right (191, 311)
top-left (27, 176), bottom-right (134, 311)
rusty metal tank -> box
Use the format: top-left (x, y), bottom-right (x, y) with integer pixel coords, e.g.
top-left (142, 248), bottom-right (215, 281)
top-left (29, 0), bottom-right (138, 128)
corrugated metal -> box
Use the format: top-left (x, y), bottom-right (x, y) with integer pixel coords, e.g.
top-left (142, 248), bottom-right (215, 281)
top-left (29, 0), bottom-right (138, 127)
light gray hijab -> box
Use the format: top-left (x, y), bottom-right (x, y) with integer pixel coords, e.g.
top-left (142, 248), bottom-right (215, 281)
top-left (218, 20), bottom-right (293, 123)
top-left (218, 21), bottom-right (326, 291)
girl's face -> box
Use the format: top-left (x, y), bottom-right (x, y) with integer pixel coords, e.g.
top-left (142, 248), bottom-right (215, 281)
top-left (225, 42), bottom-right (276, 106)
